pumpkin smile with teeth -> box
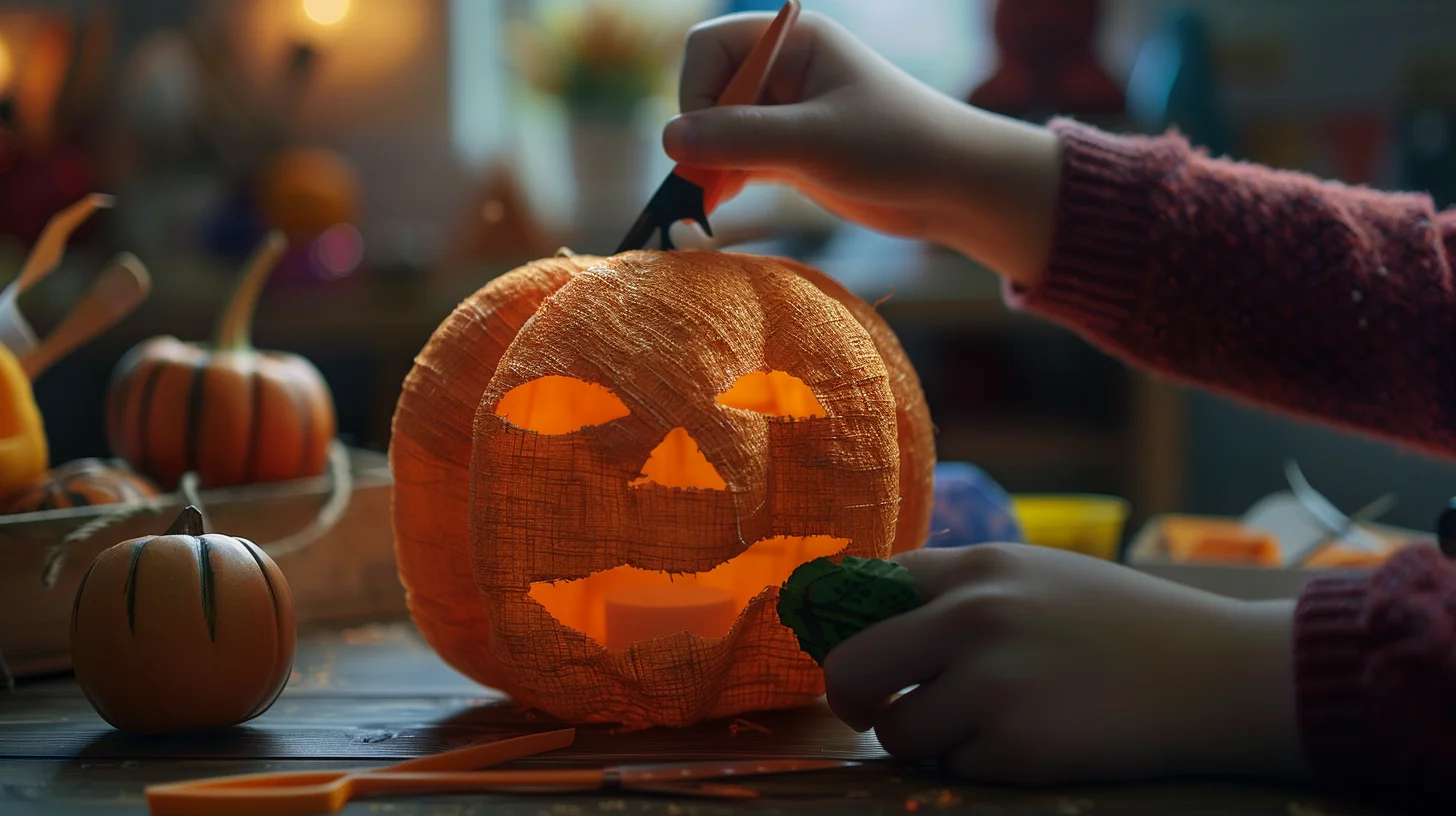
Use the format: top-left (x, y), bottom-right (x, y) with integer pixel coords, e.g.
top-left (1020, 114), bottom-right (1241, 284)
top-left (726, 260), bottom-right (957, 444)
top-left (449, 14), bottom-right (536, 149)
top-left (392, 250), bottom-right (935, 729)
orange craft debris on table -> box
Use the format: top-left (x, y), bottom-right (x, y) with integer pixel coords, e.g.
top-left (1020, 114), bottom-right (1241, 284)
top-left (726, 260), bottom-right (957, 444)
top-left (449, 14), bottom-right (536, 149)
top-left (390, 249), bottom-right (936, 729)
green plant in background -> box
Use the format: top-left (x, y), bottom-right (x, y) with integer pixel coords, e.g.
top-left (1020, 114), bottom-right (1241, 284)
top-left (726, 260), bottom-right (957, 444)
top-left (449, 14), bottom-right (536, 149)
top-left (511, 1), bottom-right (690, 122)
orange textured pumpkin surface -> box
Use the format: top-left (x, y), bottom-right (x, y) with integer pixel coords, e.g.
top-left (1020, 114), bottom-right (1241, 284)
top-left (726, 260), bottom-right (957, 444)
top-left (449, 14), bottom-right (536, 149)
top-left (70, 507), bottom-right (297, 733)
top-left (391, 250), bottom-right (935, 728)
top-left (0, 458), bottom-right (159, 514)
top-left (104, 233), bottom-right (335, 489)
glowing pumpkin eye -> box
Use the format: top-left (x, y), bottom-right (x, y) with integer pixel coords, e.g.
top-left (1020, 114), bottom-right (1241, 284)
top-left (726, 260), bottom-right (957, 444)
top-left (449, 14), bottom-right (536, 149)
top-left (716, 371), bottom-right (826, 419)
top-left (494, 375), bottom-right (630, 434)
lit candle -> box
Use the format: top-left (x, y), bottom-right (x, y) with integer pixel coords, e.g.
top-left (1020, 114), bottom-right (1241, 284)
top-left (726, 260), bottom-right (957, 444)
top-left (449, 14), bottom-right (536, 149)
top-left (603, 584), bottom-right (736, 651)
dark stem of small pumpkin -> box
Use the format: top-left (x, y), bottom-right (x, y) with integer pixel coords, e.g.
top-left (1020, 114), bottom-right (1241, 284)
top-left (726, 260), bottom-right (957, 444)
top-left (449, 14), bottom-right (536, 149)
top-left (165, 505), bottom-right (205, 536)
top-left (214, 230), bottom-right (287, 351)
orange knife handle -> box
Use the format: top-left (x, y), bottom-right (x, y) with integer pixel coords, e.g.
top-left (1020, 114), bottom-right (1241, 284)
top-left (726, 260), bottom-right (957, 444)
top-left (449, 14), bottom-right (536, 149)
top-left (714, 0), bottom-right (800, 107)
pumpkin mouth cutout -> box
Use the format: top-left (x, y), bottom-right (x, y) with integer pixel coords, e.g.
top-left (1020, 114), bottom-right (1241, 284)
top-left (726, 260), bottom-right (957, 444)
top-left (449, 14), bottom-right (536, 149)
top-left (528, 535), bottom-right (849, 651)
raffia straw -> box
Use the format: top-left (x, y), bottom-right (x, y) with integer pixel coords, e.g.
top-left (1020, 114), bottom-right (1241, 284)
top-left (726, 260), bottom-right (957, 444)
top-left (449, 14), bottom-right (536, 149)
top-left (41, 494), bottom-right (170, 588)
top-left (258, 440), bottom-right (352, 559)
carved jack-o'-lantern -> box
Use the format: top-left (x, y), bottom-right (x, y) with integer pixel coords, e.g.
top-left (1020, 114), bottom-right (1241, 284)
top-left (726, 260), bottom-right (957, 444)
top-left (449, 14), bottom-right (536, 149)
top-left (391, 251), bottom-right (934, 728)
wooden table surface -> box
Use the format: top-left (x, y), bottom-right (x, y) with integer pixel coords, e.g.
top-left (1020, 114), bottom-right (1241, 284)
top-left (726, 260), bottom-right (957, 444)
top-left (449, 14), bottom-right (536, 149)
top-left (0, 622), bottom-right (1390, 815)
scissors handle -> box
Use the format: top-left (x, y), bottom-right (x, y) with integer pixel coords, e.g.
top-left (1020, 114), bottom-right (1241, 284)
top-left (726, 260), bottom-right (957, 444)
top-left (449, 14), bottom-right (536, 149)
top-left (145, 729), bottom-right (577, 816)
top-left (674, 0), bottom-right (801, 214)
top-left (147, 769), bottom-right (610, 815)
top-left (388, 728), bottom-right (575, 772)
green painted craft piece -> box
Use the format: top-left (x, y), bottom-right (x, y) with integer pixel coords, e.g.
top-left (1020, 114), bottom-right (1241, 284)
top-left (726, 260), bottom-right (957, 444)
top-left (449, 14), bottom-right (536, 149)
top-left (776, 556), bottom-right (924, 665)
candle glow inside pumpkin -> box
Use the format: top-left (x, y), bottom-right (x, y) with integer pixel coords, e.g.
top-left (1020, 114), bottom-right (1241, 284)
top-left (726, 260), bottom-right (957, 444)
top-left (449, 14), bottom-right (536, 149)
top-left (501, 369), bottom-right (850, 648)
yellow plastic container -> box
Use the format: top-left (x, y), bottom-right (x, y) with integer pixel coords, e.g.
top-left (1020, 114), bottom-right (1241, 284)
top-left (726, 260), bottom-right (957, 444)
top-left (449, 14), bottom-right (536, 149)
top-left (1011, 494), bottom-right (1130, 561)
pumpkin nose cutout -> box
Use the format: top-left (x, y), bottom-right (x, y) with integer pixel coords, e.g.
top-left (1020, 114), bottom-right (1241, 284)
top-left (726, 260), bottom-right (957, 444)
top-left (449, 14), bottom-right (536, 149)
top-left (630, 427), bottom-right (727, 490)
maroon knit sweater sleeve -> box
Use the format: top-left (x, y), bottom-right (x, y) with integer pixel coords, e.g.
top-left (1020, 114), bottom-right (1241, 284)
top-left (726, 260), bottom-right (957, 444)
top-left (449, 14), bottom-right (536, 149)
top-left (1013, 119), bottom-right (1456, 801)
top-left (1015, 118), bottom-right (1456, 458)
top-left (1296, 545), bottom-right (1456, 801)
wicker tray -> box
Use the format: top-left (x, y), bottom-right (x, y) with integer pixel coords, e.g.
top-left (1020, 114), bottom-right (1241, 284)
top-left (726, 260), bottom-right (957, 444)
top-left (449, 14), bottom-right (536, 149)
top-left (0, 447), bottom-right (401, 680)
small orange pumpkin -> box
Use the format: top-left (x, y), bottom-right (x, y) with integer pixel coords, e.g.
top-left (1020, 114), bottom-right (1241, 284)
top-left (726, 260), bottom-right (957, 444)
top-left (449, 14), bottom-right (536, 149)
top-left (70, 506), bottom-right (297, 733)
top-left (104, 232), bottom-right (336, 489)
top-left (0, 458), bottom-right (159, 514)
top-left (257, 147), bottom-right (360, 241)
top-left (391, 250), bottom-right (935, 728)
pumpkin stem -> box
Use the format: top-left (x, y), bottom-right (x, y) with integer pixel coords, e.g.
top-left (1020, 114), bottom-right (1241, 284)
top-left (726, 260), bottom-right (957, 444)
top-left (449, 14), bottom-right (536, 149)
top-left (215, 231), bottom-right (287, 351)
top-left (554, 247), bottom-right (577, 258)
top-left (165, 506), bottom-right (205, 536)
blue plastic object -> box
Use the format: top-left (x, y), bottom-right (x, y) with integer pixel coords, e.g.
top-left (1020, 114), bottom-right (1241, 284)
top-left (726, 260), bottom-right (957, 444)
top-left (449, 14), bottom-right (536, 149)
top-left (925, 462), bottom-right (1023, 548)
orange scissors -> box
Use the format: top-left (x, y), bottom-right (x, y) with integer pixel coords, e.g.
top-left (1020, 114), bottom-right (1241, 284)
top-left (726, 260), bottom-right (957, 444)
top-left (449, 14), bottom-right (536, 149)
top-left (144, 728), bottom-right (856, 815)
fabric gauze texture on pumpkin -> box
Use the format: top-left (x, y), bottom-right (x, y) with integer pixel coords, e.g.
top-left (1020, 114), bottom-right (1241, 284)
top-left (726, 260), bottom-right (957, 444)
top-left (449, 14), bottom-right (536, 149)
top-left (391, 250), bottom-right (934, 729)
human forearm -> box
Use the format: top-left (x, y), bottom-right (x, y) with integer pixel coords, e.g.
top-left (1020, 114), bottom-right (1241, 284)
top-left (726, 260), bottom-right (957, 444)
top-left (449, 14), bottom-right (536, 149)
top-left (922, 104), bottom-right (1063, 288)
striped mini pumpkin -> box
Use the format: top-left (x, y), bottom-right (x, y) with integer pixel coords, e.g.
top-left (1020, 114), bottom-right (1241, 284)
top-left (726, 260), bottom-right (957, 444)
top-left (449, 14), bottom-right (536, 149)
top-left (103, 232), bottom-right (336, 489)
top-left (105, 338), bottom-right (334, 489)
top-left (0, 458), bottom-right (159, 514)
top-left (70, 506), bottom-right (297, 733)
top-left (0, 454), bottom-right (159, 512)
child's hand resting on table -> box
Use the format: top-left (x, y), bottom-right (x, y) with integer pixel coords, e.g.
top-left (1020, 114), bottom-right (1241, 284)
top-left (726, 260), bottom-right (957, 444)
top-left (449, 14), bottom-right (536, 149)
top-left (666, 10), bottom-right (1061, 286)
top-left (824, 544), bottom-right (1308, 784)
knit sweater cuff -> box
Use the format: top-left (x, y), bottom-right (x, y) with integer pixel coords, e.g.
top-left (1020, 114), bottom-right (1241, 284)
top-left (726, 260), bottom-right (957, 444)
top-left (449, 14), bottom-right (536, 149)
top-left (1293, 546), bottom-right (1454, 791)
top-left (1293, 571), bottom-right (1378, 784)
top-left (1004, 119), bottom-right (1168, 335)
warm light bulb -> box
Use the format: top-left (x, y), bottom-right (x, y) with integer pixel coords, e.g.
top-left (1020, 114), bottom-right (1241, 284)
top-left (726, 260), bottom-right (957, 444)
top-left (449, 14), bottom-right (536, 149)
top-left (303, 0), bottom-right (350, 26)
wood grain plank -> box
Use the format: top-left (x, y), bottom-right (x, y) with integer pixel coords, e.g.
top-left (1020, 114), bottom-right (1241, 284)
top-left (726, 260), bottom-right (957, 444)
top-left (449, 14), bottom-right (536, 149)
top-left (0, 694), bottom-right (888, 762)
top-left (0, 621), bottom-right (1397, 815)
top-left (1, 622), bottom-right (888, 762)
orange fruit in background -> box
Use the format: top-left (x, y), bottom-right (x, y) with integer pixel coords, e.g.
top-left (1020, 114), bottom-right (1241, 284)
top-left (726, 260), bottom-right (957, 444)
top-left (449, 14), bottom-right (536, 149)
top-left (257, 147), bottom-right (360, 240)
